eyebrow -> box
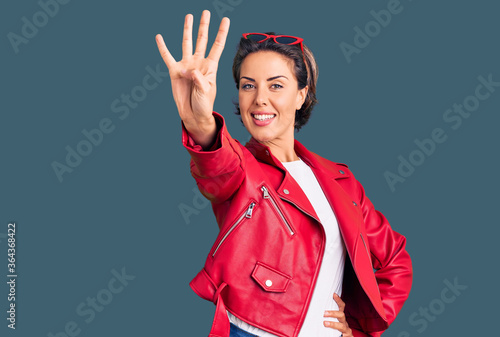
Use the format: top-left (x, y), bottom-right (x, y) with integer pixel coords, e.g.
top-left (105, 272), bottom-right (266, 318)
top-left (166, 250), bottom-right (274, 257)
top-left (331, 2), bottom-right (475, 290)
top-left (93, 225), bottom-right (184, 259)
top-left (240, 75), bottom-right (288, 82)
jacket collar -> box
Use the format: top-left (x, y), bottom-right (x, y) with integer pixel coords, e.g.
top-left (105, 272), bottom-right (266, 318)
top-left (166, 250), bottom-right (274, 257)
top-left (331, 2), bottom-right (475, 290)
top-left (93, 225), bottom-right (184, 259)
top-left (244, 136), bottom-right (350, 181)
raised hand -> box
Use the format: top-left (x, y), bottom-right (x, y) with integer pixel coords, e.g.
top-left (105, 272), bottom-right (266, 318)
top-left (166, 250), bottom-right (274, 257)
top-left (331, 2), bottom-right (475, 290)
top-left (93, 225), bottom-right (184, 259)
top-left (155, 10), bottom-right (230, 149)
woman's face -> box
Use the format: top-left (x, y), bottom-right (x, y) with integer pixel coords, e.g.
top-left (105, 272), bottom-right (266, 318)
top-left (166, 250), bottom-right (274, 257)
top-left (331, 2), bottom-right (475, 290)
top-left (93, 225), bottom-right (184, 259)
top-left (238, 51), bottom-right (308, 147)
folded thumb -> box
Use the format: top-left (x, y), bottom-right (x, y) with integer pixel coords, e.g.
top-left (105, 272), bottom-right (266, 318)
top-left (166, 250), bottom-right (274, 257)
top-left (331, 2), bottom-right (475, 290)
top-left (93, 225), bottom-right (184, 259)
top-left (190, 69), bottom-right (209, 93)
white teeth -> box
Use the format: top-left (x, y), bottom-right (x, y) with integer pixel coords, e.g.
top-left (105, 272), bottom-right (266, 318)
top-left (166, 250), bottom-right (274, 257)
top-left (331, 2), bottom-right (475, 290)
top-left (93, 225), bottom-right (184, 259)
top-left (253, 114), bottom-right (276, 121)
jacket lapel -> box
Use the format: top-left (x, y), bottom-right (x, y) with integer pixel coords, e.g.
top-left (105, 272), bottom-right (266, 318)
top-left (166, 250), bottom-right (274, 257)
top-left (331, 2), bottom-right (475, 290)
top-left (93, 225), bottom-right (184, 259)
top-left (245, 137), bottom-right (321, 223)
top-left (292, 139), bottom-right (361, 260)
top-left (245, 137), bottom-right (362, 259)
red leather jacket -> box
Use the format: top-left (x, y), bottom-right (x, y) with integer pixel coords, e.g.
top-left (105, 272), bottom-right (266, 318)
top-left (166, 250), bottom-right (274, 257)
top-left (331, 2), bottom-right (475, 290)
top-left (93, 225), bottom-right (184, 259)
top-left (182, 112), bottom-right (412, 337)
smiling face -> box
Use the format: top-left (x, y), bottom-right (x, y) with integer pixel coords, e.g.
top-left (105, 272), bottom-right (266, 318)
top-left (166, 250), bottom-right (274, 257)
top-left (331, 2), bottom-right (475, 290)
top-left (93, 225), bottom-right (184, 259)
top-left (238, 51), bottom-right (308, 150)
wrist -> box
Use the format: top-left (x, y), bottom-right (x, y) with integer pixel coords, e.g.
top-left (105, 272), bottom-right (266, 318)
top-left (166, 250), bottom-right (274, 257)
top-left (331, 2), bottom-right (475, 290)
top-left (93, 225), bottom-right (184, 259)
top-left (182, 115), bottom-right (218, 150)
top-left (183, 113), bottom-right (215, 133)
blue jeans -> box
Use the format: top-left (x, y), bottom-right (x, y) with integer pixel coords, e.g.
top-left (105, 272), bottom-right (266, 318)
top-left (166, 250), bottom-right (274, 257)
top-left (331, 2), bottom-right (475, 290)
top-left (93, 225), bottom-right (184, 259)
top-left (230, 323), bottom-right (261, 337)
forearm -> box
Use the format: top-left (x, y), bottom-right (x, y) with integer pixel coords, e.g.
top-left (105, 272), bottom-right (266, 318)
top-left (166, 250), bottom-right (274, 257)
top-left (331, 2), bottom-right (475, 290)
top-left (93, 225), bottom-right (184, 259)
top-left (181, 111), bottom-right (246, 203)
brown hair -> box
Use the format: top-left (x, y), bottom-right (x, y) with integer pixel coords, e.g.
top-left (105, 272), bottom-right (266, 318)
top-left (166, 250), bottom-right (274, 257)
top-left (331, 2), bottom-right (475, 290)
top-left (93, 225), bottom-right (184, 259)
top-left (231, 32), bottom-right (319, 131)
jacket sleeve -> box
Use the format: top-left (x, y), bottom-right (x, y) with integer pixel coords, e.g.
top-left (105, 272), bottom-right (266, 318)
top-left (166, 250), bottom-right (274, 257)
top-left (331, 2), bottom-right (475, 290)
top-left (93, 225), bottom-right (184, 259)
top-left (356, 179), bottom-right (413, 334)
top-left (181, 111), bottom-right (246, 204)
top-left (351, 328), bottom-right (371, 337)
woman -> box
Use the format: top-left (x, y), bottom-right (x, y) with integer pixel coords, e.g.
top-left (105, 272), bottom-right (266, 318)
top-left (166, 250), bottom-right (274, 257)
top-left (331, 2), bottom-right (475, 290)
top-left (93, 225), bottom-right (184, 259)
top-left (155, 10), bottom-right (412, 337)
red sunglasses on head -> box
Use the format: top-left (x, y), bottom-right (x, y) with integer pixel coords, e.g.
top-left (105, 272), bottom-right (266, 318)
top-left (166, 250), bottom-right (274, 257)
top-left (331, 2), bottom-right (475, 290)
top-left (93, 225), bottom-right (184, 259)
top-left (242, 33), bottom-right (306, 64)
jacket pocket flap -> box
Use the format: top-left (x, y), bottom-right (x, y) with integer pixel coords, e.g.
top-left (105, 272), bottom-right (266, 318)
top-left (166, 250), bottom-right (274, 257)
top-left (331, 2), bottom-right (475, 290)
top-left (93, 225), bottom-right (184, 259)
top-left (251, 261), bottom-right (292, 293)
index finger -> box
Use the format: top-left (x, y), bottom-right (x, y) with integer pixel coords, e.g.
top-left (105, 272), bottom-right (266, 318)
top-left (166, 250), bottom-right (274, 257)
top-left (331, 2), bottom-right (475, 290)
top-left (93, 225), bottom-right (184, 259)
top-left (206, 17), bottom-right (230, 63)
top-left (333, 293), bottom-right (346, 312)
top-left (155, 34), bottom-right (176, 70)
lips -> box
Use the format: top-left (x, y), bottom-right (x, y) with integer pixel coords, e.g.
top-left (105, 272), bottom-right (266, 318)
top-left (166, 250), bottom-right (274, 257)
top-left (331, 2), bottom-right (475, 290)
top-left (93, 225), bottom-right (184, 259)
top-left (250, 112), bottom-right (276, 126)
top-left (251, 112), bottom-right (276, 121)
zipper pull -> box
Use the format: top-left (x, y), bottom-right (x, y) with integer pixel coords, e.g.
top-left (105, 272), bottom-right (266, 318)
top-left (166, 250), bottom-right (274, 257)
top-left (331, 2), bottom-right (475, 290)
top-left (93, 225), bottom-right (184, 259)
top-left (245, 202), bottom-right (255, 218)
top-left (261, 186), bottom-right (270, 199)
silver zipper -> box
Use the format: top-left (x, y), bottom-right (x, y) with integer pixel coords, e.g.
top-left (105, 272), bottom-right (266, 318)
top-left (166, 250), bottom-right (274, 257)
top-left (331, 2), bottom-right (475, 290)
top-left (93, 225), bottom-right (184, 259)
top-left (279, 196), bottom-right (320, 224)
top-left (261, 186), bottom-right (295, 236)
top-left (212, 202), bottom-right (255, 257)
top-left (245, 202), bottom-right (255, 218)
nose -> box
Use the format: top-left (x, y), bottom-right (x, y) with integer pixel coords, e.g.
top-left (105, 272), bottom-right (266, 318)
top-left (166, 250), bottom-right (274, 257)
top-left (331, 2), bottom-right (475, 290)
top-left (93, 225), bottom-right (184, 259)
top-left (255, 86), bottom-right (268, 106)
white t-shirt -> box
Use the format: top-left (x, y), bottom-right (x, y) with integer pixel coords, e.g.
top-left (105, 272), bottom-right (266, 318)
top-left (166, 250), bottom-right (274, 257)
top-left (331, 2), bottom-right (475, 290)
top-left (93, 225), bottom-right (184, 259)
top-left (228, 157), bottom-right (346, 337)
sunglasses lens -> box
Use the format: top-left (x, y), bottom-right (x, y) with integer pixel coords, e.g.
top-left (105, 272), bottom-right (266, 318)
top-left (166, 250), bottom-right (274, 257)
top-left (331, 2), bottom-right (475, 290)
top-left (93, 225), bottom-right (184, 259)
top-left (246, 34), bottom-right (268, 42)
top-left (275, 36), bottom-right (298, 45)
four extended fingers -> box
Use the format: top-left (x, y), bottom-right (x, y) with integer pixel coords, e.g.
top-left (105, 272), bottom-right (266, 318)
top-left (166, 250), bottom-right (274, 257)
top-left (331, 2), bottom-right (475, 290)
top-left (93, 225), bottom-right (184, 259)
top-left (156, 10), bottom-right (229, 70)
top-left (194, 10), bottom-right (211, 57)
top-left (207, 16), bottom-right (230, 64)
top-left (182, 13), bottom-right (193, 60)
top-left (155, 34), bottom-right (176, 70)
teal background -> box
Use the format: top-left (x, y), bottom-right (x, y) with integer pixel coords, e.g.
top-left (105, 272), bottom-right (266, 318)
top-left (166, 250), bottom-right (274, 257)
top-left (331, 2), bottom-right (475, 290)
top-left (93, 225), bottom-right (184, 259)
top-left (1, 0), bottom-right (498, 336)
